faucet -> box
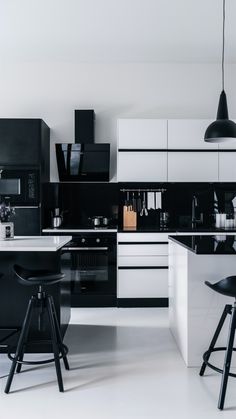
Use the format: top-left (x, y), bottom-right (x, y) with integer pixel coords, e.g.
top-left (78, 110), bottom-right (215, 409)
top-left (191, 195), bottom-right (203, 229)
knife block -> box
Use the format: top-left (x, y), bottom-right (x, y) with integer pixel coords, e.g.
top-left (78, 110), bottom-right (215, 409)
top-left (123, 206), bottom-right (137, 229)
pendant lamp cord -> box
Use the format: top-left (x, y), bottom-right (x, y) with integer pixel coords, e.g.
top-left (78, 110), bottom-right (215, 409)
top-left (222, 0), bottom-right (225, 90)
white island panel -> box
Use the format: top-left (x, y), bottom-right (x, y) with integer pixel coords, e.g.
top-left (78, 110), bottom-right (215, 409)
top-left (169, 239), bottom-right (236, 367)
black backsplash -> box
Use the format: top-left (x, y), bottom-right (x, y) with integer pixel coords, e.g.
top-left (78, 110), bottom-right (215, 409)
top-left (42, 183), bottom-right (119, 228)
top-left (42, 182), bottom-right (236, 230)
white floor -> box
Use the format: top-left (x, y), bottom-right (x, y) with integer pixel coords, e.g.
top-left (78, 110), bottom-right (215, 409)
top-left (1, 308), bottom-right (236, 418)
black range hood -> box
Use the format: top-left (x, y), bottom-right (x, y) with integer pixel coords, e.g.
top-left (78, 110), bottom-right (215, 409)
top-left (56, 110), bottom-right (110, 182)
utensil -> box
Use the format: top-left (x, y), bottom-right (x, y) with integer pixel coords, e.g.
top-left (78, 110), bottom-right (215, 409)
top-left (144, 192), bottom-right (148, 216)
top-left (137, 192), bottom-right (142, 213)
top-left (127, 192), bottom-right (131, 211)
top-left (132, 192), bottom-right (136, 212)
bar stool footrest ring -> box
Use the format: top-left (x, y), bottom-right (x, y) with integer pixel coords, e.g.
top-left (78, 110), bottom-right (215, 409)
top-left (7, 341), bottom-right (68, 366)
top-left (203, 347), bottom-right (236, 378)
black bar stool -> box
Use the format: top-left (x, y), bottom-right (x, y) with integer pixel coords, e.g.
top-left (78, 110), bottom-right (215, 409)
top-left (199, 276), bottom-right (236, 410)
top-left (5, 264), bottom-right (69, 393)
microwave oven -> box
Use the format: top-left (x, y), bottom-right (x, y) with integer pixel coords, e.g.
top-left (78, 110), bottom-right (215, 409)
top-left (0, 167), bottom-right (40, 205)
top-left (56, 143), bottom-right (110, 182)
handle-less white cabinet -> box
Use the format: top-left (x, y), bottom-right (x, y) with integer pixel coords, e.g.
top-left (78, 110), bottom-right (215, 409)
top-left (117, 119), bottom-right (168, 182)
top-left (118, 119), bottom-right (167, 149)
top-left (167, 152), bottom-right (219, 182)
top-left (118, 269), bottom-right (168, 298)
top-left (168, 119), bottom-right (218, 149)
top-left (118, 151), bottom-right (167, 182)
top-left (218, 152), bottom-right (236, 181)
top-left (117, 233), bottom-right (169, 304)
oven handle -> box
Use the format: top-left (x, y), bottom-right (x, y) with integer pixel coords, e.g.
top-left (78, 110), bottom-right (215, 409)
top-left (61, 247), bottom-right (109, 251)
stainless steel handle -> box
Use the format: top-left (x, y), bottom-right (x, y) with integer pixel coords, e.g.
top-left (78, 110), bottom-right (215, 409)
top-left (62, 247), bottom-right (109, 251)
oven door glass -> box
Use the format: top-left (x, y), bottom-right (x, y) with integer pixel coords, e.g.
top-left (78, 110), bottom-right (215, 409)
top-left (62, 248), bottom-right (114, 295)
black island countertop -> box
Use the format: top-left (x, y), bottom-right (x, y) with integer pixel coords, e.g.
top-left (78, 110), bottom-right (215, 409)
top-left (169, 235), bottom-right (236, 255)
top-left (118, 227), bottom-right (236, 233)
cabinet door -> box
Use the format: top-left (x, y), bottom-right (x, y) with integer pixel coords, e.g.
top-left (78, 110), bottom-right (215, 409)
top-left (168, 120), bottom-right (218, 149)
top-left (0, 119), bottom-right (41, 165)
top-left (118, 256), bottom-right (168, 267)
top-left (119, 244), bottom-right (168, 257)
top-left (118, 119), bottom-right (167, 149)
top-left (118, 268), bottom-right (168, 298)
top-left (219, 152), bottom-right (236, 181)
top-left (167, 152), bottom-right (218, 182)
top-left (118, 151), bottom-right (167, 182)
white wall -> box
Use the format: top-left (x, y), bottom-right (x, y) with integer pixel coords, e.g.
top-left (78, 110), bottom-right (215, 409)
top-left (0, 62), bottom-right (236, 181)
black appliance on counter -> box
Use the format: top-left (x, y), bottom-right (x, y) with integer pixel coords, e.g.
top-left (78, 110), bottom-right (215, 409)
top-left (56, 110), bottom-right (110, 182)
top-left (61, 233), bottom-right (117, 307)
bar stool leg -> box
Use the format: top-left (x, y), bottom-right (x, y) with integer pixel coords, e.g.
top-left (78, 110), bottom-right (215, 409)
top-left (46, 297), bottom-right (64, 392)
top-left (218, 303), bottom-right (236, 410)
top-left (16, 305), bottom-right (34, 374)
top-left (200, 304), bottom-right (231, 376)
top-left (49, 296), bottom-right (69, 370)
top-left (5, 297), bottom-right (35, 394)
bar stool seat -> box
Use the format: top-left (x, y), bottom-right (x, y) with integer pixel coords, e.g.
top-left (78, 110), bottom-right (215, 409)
top-left (5, 264), bottom-right (69, 394)
top-left (200, 276), bottom-right (236, 410)
top-left (205, 276), bottom-right (236, 298)
top-left (14, 264), bottom-right (64, 285)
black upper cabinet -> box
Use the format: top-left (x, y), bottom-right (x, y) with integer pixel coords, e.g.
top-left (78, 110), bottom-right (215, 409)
top-left (0, 119), bottom-right (50, 176)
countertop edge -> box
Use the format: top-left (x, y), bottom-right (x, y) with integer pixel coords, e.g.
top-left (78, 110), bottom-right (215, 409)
top-left (0, 236), bottom-right (72, 252)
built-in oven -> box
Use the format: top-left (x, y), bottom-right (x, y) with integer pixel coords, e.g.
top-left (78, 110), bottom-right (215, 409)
top-left (61, 233), bottom-right (117, 307)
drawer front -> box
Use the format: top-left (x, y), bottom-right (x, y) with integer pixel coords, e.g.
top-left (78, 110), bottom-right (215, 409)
top-left (118, 255), bottom-right (168, 267)
top-left (118, 233), bottom-right (170, 242)
top-left (118, 268), bottom-right (168, 298)
top-left (118, 244), bottom-right (168, 256)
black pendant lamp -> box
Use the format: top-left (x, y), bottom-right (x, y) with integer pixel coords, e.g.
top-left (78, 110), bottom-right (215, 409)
top-left (204, 0), bottom-right (236, 143)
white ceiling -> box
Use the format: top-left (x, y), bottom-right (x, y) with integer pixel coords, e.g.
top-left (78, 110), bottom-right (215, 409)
top-left (0, 0), bottom-right (236, 63)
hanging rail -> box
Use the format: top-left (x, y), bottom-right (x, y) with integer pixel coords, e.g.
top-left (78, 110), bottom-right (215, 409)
top-left (120, 188), bottom-right (166, 193)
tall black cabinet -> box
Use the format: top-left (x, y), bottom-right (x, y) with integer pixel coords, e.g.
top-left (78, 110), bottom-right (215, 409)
top-left (0, 119), bottom-right (50, 235)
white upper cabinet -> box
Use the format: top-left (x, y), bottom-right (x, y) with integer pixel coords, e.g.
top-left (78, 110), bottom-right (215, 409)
top-left (168, 152), bottom-right (219, 182)
top-left (118, 151), bottom-right (167, 182)
top-left (219, 152), bottom-right (236, 181)
top-left (118, 119), bottom-right (167, 149)
top-left (168, 120), bottom-right (219, 149)
top-left (218, 121), bottom-right (236, 149)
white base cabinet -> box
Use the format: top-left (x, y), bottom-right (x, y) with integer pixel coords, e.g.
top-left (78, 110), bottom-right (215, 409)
top-left (117, 233), bottom-right (169, 302)
top-left (118, 268), bottom-right (168, 298)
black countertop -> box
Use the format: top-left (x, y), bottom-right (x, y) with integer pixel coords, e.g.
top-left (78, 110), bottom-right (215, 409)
top-left (169, 235), bottom-right (236, 254)
top-left (118, 227), bottom-right (236, 233)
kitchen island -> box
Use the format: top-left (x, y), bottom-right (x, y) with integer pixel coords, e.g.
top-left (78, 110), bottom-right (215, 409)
top-left (0, 236), bottom-right (71, 352)
top-left (169, 235), bottom-right (236, 367)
